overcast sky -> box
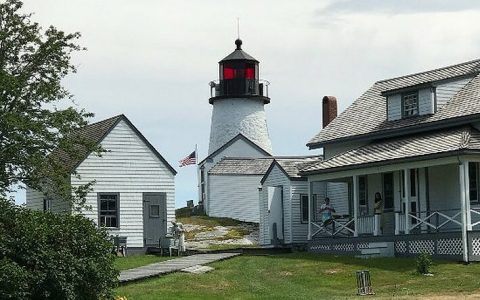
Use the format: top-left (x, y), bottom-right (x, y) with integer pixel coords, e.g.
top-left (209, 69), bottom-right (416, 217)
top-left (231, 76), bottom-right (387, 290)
top-left (13, 0), bottom-right (480, 207)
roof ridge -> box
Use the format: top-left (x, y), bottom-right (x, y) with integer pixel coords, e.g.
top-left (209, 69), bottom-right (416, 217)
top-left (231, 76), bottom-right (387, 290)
top-left (83, 114), bottom-right (124, 128)
top-left (376, 58), bottom-right (480, 84)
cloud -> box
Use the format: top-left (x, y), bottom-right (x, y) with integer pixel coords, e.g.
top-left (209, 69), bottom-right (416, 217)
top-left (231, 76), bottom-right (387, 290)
top-left (318, 0), bottom-right (480, 16)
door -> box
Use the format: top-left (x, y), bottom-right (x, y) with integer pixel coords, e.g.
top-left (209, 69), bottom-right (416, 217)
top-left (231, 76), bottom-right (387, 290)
top-left (401, 169), bottom-right (419, 224)
top-left (143, 192), bottom-right (167, 246)
top-left (267, 186), bottom-right (284, 243)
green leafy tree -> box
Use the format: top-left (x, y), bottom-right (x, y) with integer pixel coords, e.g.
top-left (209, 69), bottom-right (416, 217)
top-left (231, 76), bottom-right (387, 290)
top-left (0, 0), bottom-right (100, 207)
top-left (0, 198), bottom-right (118, 299)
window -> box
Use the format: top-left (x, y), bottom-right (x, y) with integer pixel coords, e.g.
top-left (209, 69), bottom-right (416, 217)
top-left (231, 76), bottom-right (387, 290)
top-left (150, 204), bottom-right (160, 217)
top-left (359, 176), bottom-right (368, 215)
top-left (98, 193), bottom-right (119, 228)
top-left (300, 194), bottom-right (309, 223)
top-left (383, 173), bottom-right (394, 211)
top-left (402, 91), bottom-right (419, 117)
top-left (43, 198), bottom-right (51, 212)
top-left (470, 162), bottom-right (479, 204)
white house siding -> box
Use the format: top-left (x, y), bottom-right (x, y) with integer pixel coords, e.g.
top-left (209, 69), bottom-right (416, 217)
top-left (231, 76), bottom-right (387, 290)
top-left (25, 187), bottom-right (70, 213)
top-left (208, 175), bottom-right (262, 223)
top-left (418, 88), bottom-right (434, 115)
top-left (290, 181), bottom-right (309, 243)
top-left (259, 165), bottom-right (292, 245)
top-left (387, 94), bottom-right (401, 121)
top-left (326, 182), bottom-right (349, 215)
top-left (428, 164), bottom-right (460, 211)
top-left (25, 187), bottom-right (44, 211)
top-left (436, 77), bottom-right (473, 110)
top-left (71, 120), bottom-right (175, 249)
top-left (259, 165), bottom-right (310, 246)
top-left (324, 141), bottom-right (366, 160)
top-left (201, 137), bottom-right (270, 214)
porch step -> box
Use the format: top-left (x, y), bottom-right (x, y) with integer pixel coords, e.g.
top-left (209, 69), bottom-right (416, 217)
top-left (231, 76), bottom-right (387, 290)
top-left (357, 242), bottom-right (394, 258)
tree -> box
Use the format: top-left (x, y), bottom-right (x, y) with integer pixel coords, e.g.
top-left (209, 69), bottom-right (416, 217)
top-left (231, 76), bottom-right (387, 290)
top-left (0, 0), bottom-right (100, 206)
top-left (0, 198), bottom-right (118, 299)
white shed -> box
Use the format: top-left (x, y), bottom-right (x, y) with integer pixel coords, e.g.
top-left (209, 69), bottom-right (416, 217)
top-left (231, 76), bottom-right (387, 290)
top-left (259, 157), bottom-right (321, 246)
top-left (26, 115), bottom-right (176, 252)
top-left (207, 157), bottom-right (273, 223)
top-left (198, 133), bottom-right (272, 218)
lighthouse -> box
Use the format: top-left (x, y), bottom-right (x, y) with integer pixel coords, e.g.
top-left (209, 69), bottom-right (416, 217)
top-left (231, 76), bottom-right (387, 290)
top-left (207, 39), bottom-right (272, 155)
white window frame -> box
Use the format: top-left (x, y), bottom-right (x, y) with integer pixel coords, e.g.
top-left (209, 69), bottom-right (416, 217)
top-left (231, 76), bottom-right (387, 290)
top-left (402, 91), bottom-right (419, 118)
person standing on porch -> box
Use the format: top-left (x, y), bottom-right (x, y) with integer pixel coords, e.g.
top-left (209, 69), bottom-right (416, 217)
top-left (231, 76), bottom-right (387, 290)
top-left (320, 197), bottom-right (336, 227)
top-left (374, 192), bottom-right (385, 234)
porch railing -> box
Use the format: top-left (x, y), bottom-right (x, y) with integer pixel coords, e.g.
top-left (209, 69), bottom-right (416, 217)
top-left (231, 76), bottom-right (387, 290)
top-left (395, 209), bottom-right (462, 234)
top-left (357, 215), bottom-right (374, 235)
top-left (470, 208), bottom-right (480, 229)
top-left (311, 217), bottom-right (355, 238)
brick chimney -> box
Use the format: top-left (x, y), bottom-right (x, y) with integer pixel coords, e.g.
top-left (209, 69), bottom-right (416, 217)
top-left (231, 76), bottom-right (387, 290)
top-left (322, 96), bottom-right (338, 128)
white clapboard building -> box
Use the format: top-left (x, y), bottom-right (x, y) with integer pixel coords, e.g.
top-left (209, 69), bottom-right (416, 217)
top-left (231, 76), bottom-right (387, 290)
top-left (26, 114), bottom-right (176, 252)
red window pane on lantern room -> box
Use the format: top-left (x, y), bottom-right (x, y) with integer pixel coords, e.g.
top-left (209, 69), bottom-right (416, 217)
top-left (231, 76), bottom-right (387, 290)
top-left (245, 65), bottom-right (255, 79)
top-left (223, 67), bottom-right (235, 79)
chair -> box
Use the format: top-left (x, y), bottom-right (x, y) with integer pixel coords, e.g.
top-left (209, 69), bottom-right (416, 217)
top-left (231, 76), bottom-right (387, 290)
top-left (158, 234), bottom-right (174, 256)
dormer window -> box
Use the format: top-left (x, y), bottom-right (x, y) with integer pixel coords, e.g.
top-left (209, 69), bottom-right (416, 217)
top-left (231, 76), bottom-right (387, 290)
top-left (402, 91), bottom-right (419, 117)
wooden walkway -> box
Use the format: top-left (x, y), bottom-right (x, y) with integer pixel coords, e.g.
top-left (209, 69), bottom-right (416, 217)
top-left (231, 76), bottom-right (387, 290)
top-left (119, 253), bottom-right (241, 283)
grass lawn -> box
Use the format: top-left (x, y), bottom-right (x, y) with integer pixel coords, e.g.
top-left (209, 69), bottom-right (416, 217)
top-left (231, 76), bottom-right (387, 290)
top-left (116, 253), bottom-right (480, 299)
top-left (115, 255), bottom-right (172, 271)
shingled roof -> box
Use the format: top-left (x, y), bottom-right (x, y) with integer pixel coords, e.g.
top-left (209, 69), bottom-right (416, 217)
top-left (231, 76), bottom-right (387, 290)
top-left (261, 156), bottom-right (322, 184)
top-left (51, 114), bottom-right (176, 175)
top-left (208, 157), bottom-right (274, 175)
top-left (307, 59), bottom-right (480, 148)
top-left (301, 126), bottom-right (480, 175)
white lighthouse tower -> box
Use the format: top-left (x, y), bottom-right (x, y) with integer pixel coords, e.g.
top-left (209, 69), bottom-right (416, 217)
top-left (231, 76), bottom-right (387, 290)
top-left (207, 39), bottom-right (272, 154)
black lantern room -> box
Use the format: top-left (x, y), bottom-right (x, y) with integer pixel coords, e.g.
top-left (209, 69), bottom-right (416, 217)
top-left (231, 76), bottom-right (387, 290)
top-left (209, 39), bottom-right (270, 104)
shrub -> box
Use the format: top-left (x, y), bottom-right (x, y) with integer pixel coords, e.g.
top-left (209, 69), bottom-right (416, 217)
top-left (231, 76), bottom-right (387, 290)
top-left (416, 252), bottom-right (432, 274)
top-left (0, 198), bottom-right (118, 299)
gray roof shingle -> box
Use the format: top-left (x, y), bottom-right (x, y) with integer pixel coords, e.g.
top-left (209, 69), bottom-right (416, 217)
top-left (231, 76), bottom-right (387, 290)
top-left (307, 59), bottom-right (480, 148)
top-left (301, 126), bottom-right (480, 174)
top-left (209, 158), bottom-right (274, 175)
top-left (275, 157), bottom-right (322, 179)
top-left (51, 114), bottom-right (177, 175)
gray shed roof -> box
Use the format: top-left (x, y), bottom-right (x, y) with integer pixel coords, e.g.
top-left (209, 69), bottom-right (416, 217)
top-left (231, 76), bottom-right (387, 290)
top-left (209, 157), bottom-right (274, 175)
top-left (301, 126), bottom-right (480, 175)
top-left (51, 114), bottom-right (177, 175)
top-left (260, 156), bottom-right (322, 184)
top-left (307, 59), bottom-right (480, 148)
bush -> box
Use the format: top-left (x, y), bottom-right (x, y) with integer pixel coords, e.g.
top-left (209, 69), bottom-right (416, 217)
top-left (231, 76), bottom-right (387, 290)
top-left (0, 198), bottom-right (118, 299)
top-left (416, 252), bottom-right (432, 274)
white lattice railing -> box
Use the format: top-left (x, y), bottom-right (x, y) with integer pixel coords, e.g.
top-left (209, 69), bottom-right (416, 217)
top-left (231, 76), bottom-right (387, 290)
top-left (311, 218), bottom-right (355, 238)
top-left (395, 210), bottom-right (462, 234)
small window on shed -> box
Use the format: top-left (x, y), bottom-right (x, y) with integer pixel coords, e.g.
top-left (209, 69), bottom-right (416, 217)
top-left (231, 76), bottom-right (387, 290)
top-left (402, 91), bottom-right (419, 117)
top-left (98, 193), bottom-right (119, 228)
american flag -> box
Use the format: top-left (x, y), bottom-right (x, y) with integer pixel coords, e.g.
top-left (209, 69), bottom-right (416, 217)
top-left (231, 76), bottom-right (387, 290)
top-left (179, 151), bottom-right (196, 167)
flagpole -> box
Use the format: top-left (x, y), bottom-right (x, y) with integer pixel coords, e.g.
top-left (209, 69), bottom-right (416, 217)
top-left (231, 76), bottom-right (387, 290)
top-left (195, 144), bottom-right (200, 206)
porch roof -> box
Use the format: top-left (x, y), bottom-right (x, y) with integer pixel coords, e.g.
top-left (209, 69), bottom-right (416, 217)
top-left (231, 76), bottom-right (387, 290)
top-left (301, 126), bottom-right (480, 175)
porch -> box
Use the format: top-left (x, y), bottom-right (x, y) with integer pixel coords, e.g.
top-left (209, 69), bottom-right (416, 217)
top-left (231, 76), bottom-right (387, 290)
top-left (306, 158), bottom-right (480, 261)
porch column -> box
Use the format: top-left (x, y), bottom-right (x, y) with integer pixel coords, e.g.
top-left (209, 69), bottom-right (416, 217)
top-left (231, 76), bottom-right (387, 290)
top-left (353, 175), bottom-right (359, 237)
top-left (307, 180), bottom-right (312, 240)
top-left (404, 168), bottom-right (410, 234)
top-left (465, 161), bottom-right (472, 231)
top-left (459, 162), bottom-right (469, 262)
